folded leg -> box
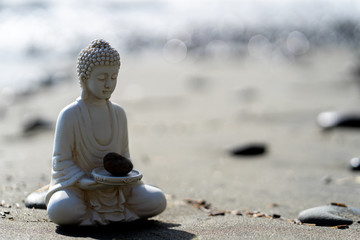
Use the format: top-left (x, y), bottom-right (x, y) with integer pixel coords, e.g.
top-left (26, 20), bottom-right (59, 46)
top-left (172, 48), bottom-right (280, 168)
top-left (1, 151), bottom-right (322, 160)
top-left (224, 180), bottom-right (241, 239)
top-left (47, 187), bottom-right (87, 225)
top-left (125, 184), bottom-right (166, 219)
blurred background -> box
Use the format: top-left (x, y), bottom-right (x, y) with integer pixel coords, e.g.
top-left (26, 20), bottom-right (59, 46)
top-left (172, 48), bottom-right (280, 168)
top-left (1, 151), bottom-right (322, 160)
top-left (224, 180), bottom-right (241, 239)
top-left (2, 0), bottom-right (360, 228)
top-left (1, 0), bottom-right (360, 94)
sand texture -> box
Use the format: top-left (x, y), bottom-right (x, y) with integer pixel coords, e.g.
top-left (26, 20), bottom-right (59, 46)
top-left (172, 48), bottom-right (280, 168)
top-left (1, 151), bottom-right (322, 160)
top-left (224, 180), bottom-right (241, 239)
top-left (1, 48), bottom-right (360, 239)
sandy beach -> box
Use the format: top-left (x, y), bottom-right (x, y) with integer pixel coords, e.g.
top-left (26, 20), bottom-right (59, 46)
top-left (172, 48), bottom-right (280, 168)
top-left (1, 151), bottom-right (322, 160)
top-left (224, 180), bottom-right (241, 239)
top-left (1, 47), bottom-right (360, 239)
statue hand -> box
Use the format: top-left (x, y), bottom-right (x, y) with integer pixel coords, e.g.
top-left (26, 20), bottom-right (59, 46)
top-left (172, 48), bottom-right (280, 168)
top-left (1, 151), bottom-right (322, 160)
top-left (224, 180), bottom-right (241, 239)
top-left (76, 176), bottom-right (114, 190)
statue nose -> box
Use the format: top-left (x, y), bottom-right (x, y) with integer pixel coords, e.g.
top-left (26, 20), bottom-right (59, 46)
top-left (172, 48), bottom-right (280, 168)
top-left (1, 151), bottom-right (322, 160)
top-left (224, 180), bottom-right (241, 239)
top-left (105, 78), bottom-right (112, 89)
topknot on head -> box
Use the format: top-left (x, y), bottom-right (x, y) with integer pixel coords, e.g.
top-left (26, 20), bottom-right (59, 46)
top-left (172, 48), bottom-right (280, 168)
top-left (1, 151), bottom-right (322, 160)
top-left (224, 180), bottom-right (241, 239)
top-left (89, 39), bottom-right (111, 49)
top-left (77, 39), bottom-right (120, 81)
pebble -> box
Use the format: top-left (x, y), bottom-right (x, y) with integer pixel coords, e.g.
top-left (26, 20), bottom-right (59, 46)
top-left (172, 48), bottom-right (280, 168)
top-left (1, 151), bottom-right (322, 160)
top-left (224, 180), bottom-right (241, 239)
top-left (321, 176), bottom-right (332, 184)
top-left (269, 203), bottom-right (279, 208)
top-left (298, 204), bottom-right (360, 226)
top-left (229, 143), bottom-right (267, 156)
top-left (349, 157), bottom-right (360, 171)
top-left (209, 211), bottom-right (226, 216)
top-left (230, 210), bottom-right (243, 216)
top-left (317, 111), bottom-right (360, 129)
top-left (103, 152), bottom-right (133, 176)
top-left (23, 117), bottom-right (52, 133)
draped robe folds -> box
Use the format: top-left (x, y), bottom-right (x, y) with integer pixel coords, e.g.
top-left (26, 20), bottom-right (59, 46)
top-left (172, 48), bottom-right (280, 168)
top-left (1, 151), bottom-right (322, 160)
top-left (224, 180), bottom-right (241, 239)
top-left (45, 98), bottom-right (140, 225)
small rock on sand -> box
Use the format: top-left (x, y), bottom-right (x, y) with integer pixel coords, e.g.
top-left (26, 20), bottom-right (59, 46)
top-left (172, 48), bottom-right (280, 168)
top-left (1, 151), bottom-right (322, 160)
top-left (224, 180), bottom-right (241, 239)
top-left (298, 204), bottom-right (360, 226)
top-left (23, 117), bottom-right (52, 133)
top-left (349, 157), bottom-right (360, 171)
top-left (317, 111), bottom-right (360, 129)
top-left (229, 143), bottom-right (267, 157)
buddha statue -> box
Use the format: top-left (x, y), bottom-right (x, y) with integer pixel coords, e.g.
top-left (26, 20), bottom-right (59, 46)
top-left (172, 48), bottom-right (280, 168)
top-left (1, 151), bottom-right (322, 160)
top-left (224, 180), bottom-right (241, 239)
top-left (28, 39), bottom-right (166, 225)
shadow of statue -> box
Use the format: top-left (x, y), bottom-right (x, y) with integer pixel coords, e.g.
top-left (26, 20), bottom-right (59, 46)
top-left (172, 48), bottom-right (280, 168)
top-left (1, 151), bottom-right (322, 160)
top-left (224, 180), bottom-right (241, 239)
top-left (56, 219), bottom-right (196, 239)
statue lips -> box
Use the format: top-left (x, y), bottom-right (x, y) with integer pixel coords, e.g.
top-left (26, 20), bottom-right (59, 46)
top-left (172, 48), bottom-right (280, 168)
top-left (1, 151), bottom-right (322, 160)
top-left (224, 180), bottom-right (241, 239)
top-left (103, 152), bottom-right (133, 176)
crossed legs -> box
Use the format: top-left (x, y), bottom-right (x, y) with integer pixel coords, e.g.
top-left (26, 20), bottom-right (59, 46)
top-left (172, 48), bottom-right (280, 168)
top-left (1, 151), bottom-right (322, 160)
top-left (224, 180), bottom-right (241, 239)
top-left (47, 184), bottom-right (166, 225)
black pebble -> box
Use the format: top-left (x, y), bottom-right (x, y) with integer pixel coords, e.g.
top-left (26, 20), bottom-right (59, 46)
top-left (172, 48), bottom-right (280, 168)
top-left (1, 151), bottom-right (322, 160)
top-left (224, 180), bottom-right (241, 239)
top-left (23, 118), bottom-right (51, 133)
top-left (335, 118), bottom-right (360, 128)
top-left (103, 152), bottom-right (133, 176)
top-left (229, 143), bottom-right (267, 156)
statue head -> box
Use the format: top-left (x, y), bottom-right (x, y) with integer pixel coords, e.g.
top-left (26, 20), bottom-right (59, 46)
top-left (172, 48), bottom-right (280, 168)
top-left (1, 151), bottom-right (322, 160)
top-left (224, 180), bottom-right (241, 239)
top-left (77, 39), bottom-right (121, 100)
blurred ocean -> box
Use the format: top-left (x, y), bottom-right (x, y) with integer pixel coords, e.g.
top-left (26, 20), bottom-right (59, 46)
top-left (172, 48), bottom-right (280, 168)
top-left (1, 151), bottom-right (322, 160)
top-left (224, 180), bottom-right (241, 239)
top-left (1, 0), bottom-right (360, 93)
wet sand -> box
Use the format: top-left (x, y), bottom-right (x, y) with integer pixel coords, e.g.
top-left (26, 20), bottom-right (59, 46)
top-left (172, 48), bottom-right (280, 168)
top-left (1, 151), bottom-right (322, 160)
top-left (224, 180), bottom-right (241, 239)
top-left (1, 47), bottom-right (360, 239)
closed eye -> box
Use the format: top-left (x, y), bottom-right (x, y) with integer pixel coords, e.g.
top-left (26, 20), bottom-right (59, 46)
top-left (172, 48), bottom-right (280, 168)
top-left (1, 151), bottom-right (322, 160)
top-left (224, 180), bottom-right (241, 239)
top-left (97, 74), bottom-right (106, 81)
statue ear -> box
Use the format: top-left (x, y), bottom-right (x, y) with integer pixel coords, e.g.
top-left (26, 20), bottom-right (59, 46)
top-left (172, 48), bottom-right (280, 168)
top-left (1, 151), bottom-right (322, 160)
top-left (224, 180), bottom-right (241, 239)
top-left (80, 74), bottom-right (88, 99)
top-left (80, 73), bottom-right (87, 84)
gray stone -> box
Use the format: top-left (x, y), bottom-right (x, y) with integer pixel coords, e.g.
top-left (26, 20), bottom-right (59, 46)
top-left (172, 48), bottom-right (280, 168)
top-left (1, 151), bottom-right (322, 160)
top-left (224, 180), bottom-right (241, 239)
top-left (317, 111), bottom-right (360, 129)
top-left (298, 204), bottom-right (360, 226)
top-left (350, 157), bottom-right (360, 171)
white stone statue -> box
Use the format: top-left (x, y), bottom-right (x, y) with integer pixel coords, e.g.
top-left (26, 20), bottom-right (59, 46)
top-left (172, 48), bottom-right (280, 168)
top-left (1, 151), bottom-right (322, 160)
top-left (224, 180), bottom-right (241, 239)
top-left (34, 39), bottom-right (166, 225)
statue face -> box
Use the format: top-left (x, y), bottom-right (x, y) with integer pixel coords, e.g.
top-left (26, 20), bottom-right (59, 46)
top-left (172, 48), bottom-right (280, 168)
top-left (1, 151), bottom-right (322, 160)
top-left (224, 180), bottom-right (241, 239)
top-left (85, 65), bottom-right (119, 100)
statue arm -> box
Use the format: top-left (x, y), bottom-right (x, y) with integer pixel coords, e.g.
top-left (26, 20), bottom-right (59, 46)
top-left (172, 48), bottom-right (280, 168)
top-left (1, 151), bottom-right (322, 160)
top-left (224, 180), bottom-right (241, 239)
top-left (51, 108), bottom-right (85, 186)
top-left (46, 107), bottom-right (86, 204)
top-left (52, 107), bottom-right (112, 190)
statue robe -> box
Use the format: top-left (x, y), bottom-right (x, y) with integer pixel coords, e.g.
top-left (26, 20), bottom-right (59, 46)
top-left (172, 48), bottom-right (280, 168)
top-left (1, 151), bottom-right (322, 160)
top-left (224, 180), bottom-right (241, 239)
top-left (45, 98), bottom-right (140, 225)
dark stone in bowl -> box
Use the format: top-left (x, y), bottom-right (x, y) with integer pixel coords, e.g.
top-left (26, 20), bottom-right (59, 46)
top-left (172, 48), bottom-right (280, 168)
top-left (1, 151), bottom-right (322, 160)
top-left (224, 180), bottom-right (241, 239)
top-left (103, 152), bottom-right (133, 176)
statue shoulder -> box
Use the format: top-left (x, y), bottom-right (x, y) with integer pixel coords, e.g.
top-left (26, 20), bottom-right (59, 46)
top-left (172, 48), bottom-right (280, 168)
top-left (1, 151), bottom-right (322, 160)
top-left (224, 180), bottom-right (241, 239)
top-left (57, 101), bottom-right (81, 122)
top-left (110, 102), bottom-right (127, 117)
